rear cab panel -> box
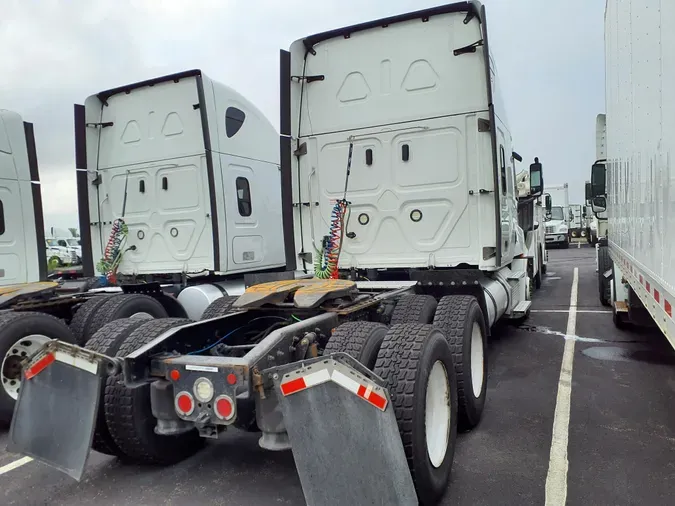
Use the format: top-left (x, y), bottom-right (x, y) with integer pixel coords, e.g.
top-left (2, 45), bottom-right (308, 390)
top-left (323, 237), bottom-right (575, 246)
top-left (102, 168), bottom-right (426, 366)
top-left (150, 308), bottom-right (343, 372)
top-left (288, 3), bottom-right (514, 271)
top-left (83, 73), bottom-right (216, 276)
top-left (81, 71), bottom-right (286, 278)
top-left (0, 110), bottom-right (45, 285)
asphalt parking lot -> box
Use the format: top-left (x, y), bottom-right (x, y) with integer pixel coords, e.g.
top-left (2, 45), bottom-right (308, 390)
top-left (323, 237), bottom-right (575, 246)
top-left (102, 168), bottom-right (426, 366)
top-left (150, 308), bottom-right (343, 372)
top-left (1, 244), bottom-right (674, 505)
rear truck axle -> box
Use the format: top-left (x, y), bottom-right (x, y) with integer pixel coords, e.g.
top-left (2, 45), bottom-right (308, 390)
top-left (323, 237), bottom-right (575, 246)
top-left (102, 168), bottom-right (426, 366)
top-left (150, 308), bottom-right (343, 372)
top-left (9, 274), bottom-right (524, 504)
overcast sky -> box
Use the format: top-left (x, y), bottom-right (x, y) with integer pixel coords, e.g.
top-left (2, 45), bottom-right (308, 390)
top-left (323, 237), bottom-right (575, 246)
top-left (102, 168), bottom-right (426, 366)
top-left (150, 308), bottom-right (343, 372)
top-left (1, 0), bottom-right (604, 230)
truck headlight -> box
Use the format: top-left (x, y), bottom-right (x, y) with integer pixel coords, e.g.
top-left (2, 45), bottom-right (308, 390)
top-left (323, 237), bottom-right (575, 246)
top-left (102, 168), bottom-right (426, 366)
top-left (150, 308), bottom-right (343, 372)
top-left (559, 226), bottom-right (568, 233)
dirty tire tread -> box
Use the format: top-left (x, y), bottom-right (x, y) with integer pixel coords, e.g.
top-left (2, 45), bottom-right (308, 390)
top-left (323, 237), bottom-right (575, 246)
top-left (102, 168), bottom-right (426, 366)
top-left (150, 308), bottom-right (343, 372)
top-left (104, 318), bottom-right (204, 464)
top-left (598, 246), bottom-right (612, 307)
top-left (390, 295), bottom-right (438, 325)
top-left (0, 312), bottom-right (75, 423)
top-left (324, 321), bottom-right (388, 370)
top-left (374, 323), bottom-right (457, 506)
top-left (85, 319), bottom-right (148, 456)
top-left (200, 296), bottom-right (239, 320)
top-left (432, 295), bottom-right (487, 431)
top-left (69, 296), bottom-right (111, 345)
top-left (88, 294), bottom-right (168, 342)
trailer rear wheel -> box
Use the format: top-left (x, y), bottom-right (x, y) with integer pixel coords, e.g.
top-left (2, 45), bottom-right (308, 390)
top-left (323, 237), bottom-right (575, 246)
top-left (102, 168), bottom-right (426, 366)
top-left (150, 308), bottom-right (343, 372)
top-left (374, 324), bottom-right (457, 505)
top-left (432, 295), bottom-right (487, 431)
top-left (390, 295), bottom-right (437, 325)
top-left (69, 296), bottom-right (111, 345)
top-left (0, 312), bottom-right (76, 424)
top-left (104, 318), bottom-right (204, 464)
top-left (324, 321), bottom-right (388, 370)
top-left (200, 295), bottom-right (239, 320)
top-left (85, 318), bottom-right (148, 456)
top-left (598, 246), bottom-right (612, 307)
top-left (87, 294), bottom-right (169, 343)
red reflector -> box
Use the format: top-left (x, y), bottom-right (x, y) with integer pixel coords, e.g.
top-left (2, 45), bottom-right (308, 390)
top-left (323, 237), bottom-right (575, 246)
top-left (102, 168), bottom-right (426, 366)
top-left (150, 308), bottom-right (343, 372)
top-left (170, 369), bottom-right (180, 381)
top-left (655, 290), bottom-right (660, 303)
top-left (368, 392), bottom-right (387, 410)
top-left (666, 300), bottom-right (672, 318)
top-left (226, 373), bottom-right (237, 385)
top-left (175, 392), bottom-right (194, 416)
top-left (280, 377), bottom-right (306, 396)
top-left (356, 384), bottom-right (387, 410)
top-left (25, 353), bottom-right (55, 380)
top-left (646, 281), bottom-right (651, 293)
top-left (214, 395), bottom-right (234, 420)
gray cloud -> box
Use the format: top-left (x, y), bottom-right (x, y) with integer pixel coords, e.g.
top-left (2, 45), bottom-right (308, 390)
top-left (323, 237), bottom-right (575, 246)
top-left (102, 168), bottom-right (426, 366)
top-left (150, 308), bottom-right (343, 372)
top-left (1, 0), bottom-right (603, 229)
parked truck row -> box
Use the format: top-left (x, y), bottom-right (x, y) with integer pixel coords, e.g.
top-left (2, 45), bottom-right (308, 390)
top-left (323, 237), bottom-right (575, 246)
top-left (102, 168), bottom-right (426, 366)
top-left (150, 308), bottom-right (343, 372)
top-left (3, 3), bottom-right (551, 504)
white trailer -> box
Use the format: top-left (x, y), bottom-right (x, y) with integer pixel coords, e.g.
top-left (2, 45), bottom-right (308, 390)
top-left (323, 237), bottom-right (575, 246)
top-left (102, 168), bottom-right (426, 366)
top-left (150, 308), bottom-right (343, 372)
top-left (568, 204), bottom-right (583, 238)
top-left (0, 110), bottom-right (47, 286)
top-left (544, 183), bottom-right (570, 248)
top-left (591, 0), bottom-right (675, 349)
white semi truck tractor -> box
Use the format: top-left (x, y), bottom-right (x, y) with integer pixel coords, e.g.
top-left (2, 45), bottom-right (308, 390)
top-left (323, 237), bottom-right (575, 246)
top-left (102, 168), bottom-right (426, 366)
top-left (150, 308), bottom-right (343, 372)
top-left (1, 71), bottom-right (290, 423)
top-left (10, 3), bottom-right (545, 505)
top-left (590, 0), bottom-right (675, 347)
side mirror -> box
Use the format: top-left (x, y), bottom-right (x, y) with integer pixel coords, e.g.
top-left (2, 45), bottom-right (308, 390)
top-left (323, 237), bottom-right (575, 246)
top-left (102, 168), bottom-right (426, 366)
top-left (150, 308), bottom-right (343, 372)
top-left (591, 196), bottom-right (606, 214)
top-left (529, 159), bottom-right (543, 197)
top-left (591, 163), bottom-right (606, 197)
top-left (585, 182), bottom-right (592, 201)
top-left (512, 151), bottom-right (523, 163)
top-left (544, 193), bottom-right (552, 212)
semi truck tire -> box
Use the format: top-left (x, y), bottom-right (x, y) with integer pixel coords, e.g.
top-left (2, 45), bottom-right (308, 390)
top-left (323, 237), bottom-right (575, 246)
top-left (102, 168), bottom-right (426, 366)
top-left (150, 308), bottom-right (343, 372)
top-left (535, 254), bottom-right (543, 290)
top-left (374, 324), bottom-right (457, 506)
top-left (69, 296), bottom-right (111, 345)
top-left (598, 246), bottom-right (612, 307)
top-left (200, 295), bottom-right (239, 320)
top-left (432, 295), bottom-right (487, 431)
top-left (324, 321), bottom-right (388, 370)
top-left (85, 318), bottom-right (149, 456)
top-left (390, 295), bottom-right (437, 325)
top-left (0, 312), bottom-right (76, 424)
top-left (104, 318), bottom-right (204, 464)
top-left (87, 294), bottom-right (169, 343)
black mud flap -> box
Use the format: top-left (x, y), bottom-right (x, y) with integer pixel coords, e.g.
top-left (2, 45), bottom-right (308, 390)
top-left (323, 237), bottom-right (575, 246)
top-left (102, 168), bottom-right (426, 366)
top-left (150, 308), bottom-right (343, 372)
top-left (8, 341), bottom-right (113, 480)
top-left (266, 354), bottom-right (417, 506)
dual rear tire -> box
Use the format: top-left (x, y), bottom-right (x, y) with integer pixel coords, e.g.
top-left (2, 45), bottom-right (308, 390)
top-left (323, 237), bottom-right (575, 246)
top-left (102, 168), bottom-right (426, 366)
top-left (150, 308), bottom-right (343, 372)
top-left (87, 318), bottom-right (204, 464)
top-left (325, 293), bottom-right (488, 504)
top-left (70, 294), bottom-right (170, 345)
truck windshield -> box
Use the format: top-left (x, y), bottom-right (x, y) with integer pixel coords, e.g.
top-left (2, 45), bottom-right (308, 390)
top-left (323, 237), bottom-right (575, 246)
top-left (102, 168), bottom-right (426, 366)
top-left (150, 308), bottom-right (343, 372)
top-left (550, 207), bottom-right (564, 220)
top-left (67, 239), bottom-right (80, 246)
top-left (46, 239), bottom-right (58, 247)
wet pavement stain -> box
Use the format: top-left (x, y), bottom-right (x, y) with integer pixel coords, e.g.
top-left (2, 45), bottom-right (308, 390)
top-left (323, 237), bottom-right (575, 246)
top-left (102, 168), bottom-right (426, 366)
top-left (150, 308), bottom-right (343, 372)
top-left (581, 346), bottom-right (675, 365)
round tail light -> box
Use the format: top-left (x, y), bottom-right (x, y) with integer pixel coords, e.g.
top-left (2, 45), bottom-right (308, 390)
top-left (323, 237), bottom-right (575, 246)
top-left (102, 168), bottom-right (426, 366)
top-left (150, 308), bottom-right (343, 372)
top-left (175, 391), bottom-right (195, 416)
top-left (214, 395), bottom-right (235, 421)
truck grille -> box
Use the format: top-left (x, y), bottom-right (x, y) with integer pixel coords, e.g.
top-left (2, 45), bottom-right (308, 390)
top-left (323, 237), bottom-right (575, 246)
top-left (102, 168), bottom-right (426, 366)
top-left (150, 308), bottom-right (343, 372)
top-left (546, 226), bottom-right (555, 234)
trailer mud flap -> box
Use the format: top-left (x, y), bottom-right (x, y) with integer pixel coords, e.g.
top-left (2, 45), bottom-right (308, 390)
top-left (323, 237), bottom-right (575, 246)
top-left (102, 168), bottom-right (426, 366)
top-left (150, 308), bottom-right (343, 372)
top-left (8, 341), bottom-right (112, 480)
top-left (267, 354), bottom-right (417, 506)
